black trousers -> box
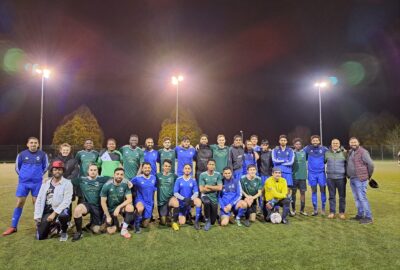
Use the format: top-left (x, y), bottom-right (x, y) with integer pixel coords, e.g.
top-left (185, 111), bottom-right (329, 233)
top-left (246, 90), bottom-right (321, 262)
top-left (327, 178), bottom-right (346, 214)
top-left (264, 198), bottom-right (290, 220)
top-left (36, 208), bottom-right (70, 240)
top-left (201, 196), bottom-right (218, 225)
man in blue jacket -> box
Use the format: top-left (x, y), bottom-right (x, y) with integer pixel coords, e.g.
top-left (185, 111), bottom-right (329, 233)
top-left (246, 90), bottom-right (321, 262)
top-left (303, 135), bottom-right (328, 216)
top-left (272, 135), bottom-right (294, 197)
top-left (3, 137), bottom-right (49, 236)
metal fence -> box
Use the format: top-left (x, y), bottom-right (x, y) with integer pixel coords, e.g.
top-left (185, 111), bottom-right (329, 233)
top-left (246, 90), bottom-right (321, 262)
top-left (0, 144), bottom-right (398, 163)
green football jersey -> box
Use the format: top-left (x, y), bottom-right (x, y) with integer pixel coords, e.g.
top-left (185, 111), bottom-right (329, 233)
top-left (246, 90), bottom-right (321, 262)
top-left (293, 150), bottom-right (307, 180)
top-left (75, 150), bottom-right (99, 177)
top-left (97, 150), bottom-right (122, 177)
top-left (120, 145), bottom-right (144, 179)
top-left (156, 172), bottom-right (177, 206)
top-left (158, 148), bottom-right (176, 173)
top-left (210, 144), bottom-right (229, 173)
top-left (100, 181), bottom-right (131, 212)
top-left (240, 175), bottom-right (262, 196)
top-left (71, 176), bottom-right (110, 206)
top-left (198, 171), bottom-right (223, 204)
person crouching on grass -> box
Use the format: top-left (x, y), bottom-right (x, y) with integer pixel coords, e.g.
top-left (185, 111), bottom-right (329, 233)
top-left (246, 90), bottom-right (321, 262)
top-left (264, 167), bottom-right (290, 224)
top-left (100, 168), bottom-right (134, 238)
top-left (34, 161), bottom-right (73, 241)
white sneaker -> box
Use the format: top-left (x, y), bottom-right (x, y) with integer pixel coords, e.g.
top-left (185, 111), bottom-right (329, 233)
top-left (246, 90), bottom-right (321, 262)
top-left (59, 233), bottom-right (68, 242)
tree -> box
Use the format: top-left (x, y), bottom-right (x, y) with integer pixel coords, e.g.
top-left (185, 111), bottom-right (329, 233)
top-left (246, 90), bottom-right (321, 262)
top-left (158, 106), bottom-right (202, 147)
top-left (385, 124), bottom-right (400, 157)
top-left (349, 111), bottom-right (399, 145)
top-left (52, 105), bottom-right (104, 148)
top-left (288, 126), bottom-right (311, 145)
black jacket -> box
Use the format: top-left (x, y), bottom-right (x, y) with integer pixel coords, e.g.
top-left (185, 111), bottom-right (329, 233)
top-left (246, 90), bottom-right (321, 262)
top-left (196, 144), bottom-right (213, 173)
top-left (258, 150), bottom-right (273, 176)
top-left (48, 154), bottom-right (79, 180)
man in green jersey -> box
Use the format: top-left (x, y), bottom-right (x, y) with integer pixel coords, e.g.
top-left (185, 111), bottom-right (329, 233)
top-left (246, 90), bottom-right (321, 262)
top-left (292, 138), bottom-right (308, 216)
top-left (210, 134), bottom-right (230, 174)
top-left (100, 168), bottom-right (134, 239)
top-left (120, 134), bottom-right (144, 179)
top-left (71, 164), bottom-right (110, 241)
top-left (156, 159), bottom-right (178, 225)
top-left (97, 138), bottom-right (123, 177)
top-left (240, 164), bottom-right (263, 226)
top-left (158, 137), bottom-right (176, 174)
top-left (75, 139), bottom-right (99, 177)
top-left (199, 159), bottom-right (223, 231)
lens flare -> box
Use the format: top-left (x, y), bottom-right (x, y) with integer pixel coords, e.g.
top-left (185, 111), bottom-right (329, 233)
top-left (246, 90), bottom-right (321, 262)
top-left (3, 48), bottom-right (26, 73)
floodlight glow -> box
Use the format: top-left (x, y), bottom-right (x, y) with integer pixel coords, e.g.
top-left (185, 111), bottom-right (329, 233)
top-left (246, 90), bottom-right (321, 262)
top-left (172, 76), bottom-right (178, 85)
top-left (43, 69), bottom-right (51, 78)
top-left (178, 75), bottom-right (184, 81)
top-left (314, 81), bottom-right (328, 88)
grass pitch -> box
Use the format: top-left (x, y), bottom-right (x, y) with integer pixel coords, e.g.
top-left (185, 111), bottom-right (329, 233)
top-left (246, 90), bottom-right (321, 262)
top-left (0, 161), bottom-right (399, 270)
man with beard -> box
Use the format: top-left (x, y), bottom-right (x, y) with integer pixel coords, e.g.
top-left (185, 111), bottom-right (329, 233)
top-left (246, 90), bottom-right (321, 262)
top-left (49, 143), bottom-right (80, 203)
top-left (100, 168), bottom-right (134, 238)
top-left (195, 134), bottom-right (213, 181)
top-left (120, 134), bottom-right (144, 180)
top-left (219, 167), bottom-right (247, 227)
top-left (144, 137), bottom-right (159, 176)
top-left (272, 135), bottom-right (294, 203)
top-left (228, 135), bottom-right (245, 180)
top-left (34, 161), bottom-right (73, 241)
top-left (131, 162), bottom-right (157, 233)
top-left (347, 137), bottom-right (374, 224)
top-left (303, 135), bottom-right (328, 216)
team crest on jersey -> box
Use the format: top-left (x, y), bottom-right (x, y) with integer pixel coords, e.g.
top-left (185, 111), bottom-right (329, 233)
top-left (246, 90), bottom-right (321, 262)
top-left (36, 156), bottom-right (40, 161)
top-left (141, 181), bottom-right (144, 185)
top-left (151, 180), bottom-right (155, 184)
top-left (119, 187), bottom-right (124, 192)
top-left (189, 183), bottom-right (193, 187)
top-left (25, 157), bottom-right (29, 160)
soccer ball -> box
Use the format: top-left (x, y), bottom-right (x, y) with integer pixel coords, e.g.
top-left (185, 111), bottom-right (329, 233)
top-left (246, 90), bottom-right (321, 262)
top-left (270, 212), bottom-right (282, 224)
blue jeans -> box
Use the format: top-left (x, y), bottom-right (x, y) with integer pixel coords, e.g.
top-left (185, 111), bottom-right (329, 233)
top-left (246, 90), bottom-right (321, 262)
top-left (350, 178), bottom-right (372, 218)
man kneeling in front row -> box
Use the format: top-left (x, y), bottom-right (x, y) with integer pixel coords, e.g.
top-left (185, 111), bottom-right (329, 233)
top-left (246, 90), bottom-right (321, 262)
top-left (264, 167), bottom-right (290, 224)
top-left (34, 161), bottom-right (73, 241)
top-left (100, 168), bottom-right (134, 239)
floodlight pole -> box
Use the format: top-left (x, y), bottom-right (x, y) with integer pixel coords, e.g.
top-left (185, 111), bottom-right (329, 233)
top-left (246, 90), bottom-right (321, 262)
top-left (318, 85), bottom-right (323, 145)
top-left (40, 74), bottom-right (45, 150)
top-left (176, 82), bottom-right (179, 147)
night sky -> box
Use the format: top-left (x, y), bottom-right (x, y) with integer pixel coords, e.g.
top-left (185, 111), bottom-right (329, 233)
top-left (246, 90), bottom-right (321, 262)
top-left (0, 0), bottom-right (399, 146)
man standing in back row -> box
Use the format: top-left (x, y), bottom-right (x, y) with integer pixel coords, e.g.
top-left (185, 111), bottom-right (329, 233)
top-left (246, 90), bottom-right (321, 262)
top-left (272, 135), bottom-right (294, 199)
top-left (75, 139), bottom-right (99, 177)
top-left (303, 135), bottom-right (328, 216)
top-left (3, 137), bottom-right (49, 236)
top-left (347, 137), bottom-right (374, 224)
top-left (120, 134), bottom-right (144, 180)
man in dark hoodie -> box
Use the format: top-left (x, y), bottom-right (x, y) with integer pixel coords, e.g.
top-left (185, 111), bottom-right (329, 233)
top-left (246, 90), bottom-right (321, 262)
top-left (258, 139), bottom-right (272, 213)
top-left (347, 137), bottom-right (374, 224)
top-left (228, 135), bottom-right (245, 180)
top-left (48, 143), bottom-right (80, 202)
top-left (195, 134), bottom-right (213, 181)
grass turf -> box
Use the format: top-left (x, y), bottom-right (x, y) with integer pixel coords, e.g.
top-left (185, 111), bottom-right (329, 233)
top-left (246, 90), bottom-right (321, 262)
top-left (0, 161), bottom-right (399, 270)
